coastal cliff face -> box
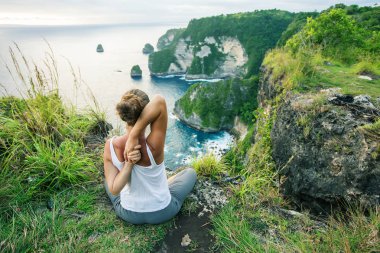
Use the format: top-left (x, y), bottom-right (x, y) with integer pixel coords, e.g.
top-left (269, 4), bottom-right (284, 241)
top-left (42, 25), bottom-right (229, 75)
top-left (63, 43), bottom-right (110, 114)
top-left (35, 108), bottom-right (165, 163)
top-left (253, 55), bottom-right (380, 211)
top-left (158, 36), bottom-right (249, 79)
top-left (172, 6), bottom-right (380, 212)
top-left (149, 10), bottom-right (294, 79)
top-left (272, 90), bottom-right (380, 210)
top-left (156, 28), bottom-right (185, 50)
top-left (173, 78), bottom-right (258, 132)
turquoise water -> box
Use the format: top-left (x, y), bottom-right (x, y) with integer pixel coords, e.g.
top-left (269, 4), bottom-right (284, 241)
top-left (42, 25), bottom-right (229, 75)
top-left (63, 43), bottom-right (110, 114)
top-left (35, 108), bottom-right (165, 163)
top-left (0, 24), bottom-right (233, 169)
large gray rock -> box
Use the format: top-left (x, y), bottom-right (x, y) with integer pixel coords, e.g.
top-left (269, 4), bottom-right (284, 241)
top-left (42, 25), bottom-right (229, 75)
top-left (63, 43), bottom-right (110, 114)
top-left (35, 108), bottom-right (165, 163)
top-left (271, 91), bottom-right (380, 212)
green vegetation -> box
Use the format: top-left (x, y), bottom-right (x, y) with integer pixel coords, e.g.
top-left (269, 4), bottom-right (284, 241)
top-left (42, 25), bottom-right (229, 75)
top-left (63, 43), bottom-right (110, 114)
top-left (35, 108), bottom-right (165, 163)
top-left (142, 43), bottom-right (154, 54)
top-left (177, 77), bottom-right (258, 129)
top-left (210, 5), bottom-right (380, 253)
top-left (131, 64), bottom-right (142, 76)
top-left (150, 10), bottom-right (295, 76)
top-left (187, 43), bottom-right (226, 76)
top-left (0, 48), bottom-right (172, 252)
top-left (156, 28), bottom-right (185, 50)
top-left (2, 4), bottom-right (380, 252)
top-left (286, 7), bottom-right (380, 63)
top-left (191, 153), bottom-right (227, 179)
top-left (148, 47), bottom-right (177, 74)
top-left (213, 201), bottom-right (380, 252)
top-left (183, 10), bottom-right (294, 76)
top-left (223, 126), bottom-right (254, 174)
top-left (277, 12), bottom-right (319, 46)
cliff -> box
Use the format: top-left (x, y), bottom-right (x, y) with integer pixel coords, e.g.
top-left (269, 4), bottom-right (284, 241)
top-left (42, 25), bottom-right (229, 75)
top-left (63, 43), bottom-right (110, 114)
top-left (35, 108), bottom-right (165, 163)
top-left (247, 7), bottom-right (380, 211)
top-left (174, 78), bottom-right (258, 132)
top-left (149, 10), bottom-right (294, 79)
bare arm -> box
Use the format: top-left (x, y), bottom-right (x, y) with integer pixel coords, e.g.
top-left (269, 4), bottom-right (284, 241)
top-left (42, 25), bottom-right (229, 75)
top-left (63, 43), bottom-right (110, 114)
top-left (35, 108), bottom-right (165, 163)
top-left (104, 140), bottom-right (141, 195)
top-left (125, 94), bottom-right (167, 156)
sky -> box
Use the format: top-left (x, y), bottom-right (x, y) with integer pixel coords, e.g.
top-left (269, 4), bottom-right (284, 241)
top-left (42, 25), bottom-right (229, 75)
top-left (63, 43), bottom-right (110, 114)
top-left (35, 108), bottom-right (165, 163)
top-left (0, 0), bottom-right (378, 26)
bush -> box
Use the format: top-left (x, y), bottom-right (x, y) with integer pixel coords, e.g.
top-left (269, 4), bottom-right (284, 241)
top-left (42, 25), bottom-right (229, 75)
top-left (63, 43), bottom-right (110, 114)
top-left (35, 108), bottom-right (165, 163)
top-left (286, 8), bottom-right (379, 63)
top-left (25, 139), bottom-right (96, 195)
top-left (191, 153), bottom-right (227, 179)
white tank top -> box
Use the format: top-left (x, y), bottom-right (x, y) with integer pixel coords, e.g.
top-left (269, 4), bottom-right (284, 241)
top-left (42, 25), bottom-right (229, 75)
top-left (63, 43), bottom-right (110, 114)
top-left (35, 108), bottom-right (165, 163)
top-left (109, 137), bottom-right (171, 212)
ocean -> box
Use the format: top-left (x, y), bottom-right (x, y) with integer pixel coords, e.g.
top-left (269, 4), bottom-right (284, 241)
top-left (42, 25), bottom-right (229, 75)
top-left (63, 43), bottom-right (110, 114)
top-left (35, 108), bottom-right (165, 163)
top-left (0, 23), bottom-right (233, 169)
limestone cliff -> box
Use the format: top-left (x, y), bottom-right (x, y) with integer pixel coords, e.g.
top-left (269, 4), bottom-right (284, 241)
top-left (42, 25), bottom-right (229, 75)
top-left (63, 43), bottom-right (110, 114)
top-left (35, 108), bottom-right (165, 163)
top-left (149, 10), bottom-right (294, 79)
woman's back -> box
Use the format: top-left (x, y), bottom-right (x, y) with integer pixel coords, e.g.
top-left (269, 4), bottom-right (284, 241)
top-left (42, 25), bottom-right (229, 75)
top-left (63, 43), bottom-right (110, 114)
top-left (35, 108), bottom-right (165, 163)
top-left (109, 136), bottom-right (171, 212)
top-left (103, 91), bottom-right (197, 224)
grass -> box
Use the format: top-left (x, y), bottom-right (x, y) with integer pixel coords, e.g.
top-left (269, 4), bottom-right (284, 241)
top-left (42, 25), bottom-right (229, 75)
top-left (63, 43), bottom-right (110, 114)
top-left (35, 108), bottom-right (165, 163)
top-left (305, 63), bottom-right (380, 97)
top-left (0, 45), bottom-right (173, 252)
top-left (212, 200), bottom-right (380, 252)
top-left (263, 47), bottom-right (380, 98)
top-left (0, 183), bottom-right (172, 252)
top-left (191, 153), bottom-right (227, 179)
top-left (211, 41), bottom-right (380, 252)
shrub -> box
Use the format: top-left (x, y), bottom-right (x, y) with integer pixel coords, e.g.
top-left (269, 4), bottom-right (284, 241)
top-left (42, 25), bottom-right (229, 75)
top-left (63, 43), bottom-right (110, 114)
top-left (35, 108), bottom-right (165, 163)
top-left (191, 153), bottom-right (227, 178)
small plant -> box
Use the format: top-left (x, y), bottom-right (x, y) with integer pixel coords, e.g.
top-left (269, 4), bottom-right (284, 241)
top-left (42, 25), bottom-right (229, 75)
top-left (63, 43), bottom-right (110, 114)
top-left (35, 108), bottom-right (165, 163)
top-left (191, 153), bottom-right (227, 179)
top-left (181, 198), bottom-right (199, 215)
top-left (351, 58), bottom-right (380, 76)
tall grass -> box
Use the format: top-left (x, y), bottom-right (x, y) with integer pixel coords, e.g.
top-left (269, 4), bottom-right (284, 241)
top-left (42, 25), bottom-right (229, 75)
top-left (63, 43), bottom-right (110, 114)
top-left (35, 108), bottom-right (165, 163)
top-left (0, 44), bottom-right (174, 252)
top-left (213, 202), bottom-right (379, 252)
top-left (191, 153), bottom-right (227, 179)
top-left (0, 44), bottom-right (105, 218)
top-left (212, 35), bottom-right (380, 252)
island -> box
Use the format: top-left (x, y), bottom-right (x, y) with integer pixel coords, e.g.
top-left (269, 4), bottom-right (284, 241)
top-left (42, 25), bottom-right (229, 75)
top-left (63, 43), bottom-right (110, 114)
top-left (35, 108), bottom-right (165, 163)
top-left (96, 44), bottom-right (104, 53)
top-left (142, 43), bottom-right (154, 54)
top-left (130, 65), bottom-right (142, 78)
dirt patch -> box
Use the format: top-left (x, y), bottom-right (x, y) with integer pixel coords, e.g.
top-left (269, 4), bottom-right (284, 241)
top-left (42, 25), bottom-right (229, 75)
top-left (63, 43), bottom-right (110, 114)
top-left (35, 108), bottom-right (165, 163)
top-left (154, 208), bottom-right (219, 253)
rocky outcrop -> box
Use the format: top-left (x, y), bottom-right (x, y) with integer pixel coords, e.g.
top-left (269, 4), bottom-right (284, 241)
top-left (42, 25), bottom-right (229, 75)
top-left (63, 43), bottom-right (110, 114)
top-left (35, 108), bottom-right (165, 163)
top-left (271, 89), bottom-right (380, 211)
top-left (173, 78), bottom-right (257, 132)
top-left (149, 10), bottom-right (295, 79)
top-left (130, 65), bottom-right (142, 78)
top-left (96, 44), bottom-right (104, 53)
top-left (150, 36), bottom-right (248, 79)
top-left (174, 105), bottom-right (220, 132)
top-left (156, 28), bottom-right (185, 50)
top-left (142, 43), bottom-right (154, 54)
top-left (167, 38), bottom-right (194, 75)
top-left (231, 116), bottom-right (248, 140)
top-left (186, 36), bottom-right (248, 80)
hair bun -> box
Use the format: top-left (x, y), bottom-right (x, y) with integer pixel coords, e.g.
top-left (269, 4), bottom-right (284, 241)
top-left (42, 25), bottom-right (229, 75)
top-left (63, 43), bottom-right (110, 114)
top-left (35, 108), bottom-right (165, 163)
top-left (116, 89), bottom-right (150, 125)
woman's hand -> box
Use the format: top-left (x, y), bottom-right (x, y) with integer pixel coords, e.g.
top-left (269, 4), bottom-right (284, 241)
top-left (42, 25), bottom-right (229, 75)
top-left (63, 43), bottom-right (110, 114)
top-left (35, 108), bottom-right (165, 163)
top-left (124, 136), bottom-right (139, 160)
top-left (125, 144), bottom-right (141, 164)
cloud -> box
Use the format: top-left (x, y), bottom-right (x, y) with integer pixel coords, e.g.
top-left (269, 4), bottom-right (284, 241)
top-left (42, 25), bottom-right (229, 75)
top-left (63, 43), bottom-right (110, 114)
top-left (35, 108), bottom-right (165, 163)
top-left (0, 0), bottom-right (378, 25)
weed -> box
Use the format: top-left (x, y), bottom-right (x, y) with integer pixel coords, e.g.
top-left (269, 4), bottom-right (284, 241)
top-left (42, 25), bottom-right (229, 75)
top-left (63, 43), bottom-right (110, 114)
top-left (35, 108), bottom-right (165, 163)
top-left (191, 153), bottom-right (227, 179)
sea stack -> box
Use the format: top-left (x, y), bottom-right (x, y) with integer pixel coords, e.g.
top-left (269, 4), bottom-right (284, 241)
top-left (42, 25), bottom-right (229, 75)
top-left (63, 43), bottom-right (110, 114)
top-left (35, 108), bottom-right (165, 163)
top-left (130, 65), bottom-right (142, 78)
top-left (142, 43), bottom-right (154, 54)
top-left (96, 44), bottom-right (104, 53)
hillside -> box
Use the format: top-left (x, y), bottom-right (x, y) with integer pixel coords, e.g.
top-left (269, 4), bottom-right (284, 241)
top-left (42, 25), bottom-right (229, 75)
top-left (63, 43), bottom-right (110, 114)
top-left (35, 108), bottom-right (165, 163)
top-left (1, 4), bottom-right (379, 252)
top-left (209, 6), bottom-right (380, 251)
top-left (174, 77), bottom-right (258, 133)
top-left (149, 10), bottom-right (295, 79)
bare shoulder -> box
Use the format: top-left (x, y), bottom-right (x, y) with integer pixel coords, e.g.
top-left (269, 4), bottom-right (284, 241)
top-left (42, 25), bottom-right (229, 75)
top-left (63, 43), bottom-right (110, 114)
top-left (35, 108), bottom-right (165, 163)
top-left (153, 94), bottom-right (166, 105)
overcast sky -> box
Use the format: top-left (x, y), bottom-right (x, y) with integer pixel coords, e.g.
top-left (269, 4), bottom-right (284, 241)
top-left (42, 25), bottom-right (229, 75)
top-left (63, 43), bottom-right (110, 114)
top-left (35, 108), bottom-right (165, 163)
top-left (0, 0), bottom-right (378, 26)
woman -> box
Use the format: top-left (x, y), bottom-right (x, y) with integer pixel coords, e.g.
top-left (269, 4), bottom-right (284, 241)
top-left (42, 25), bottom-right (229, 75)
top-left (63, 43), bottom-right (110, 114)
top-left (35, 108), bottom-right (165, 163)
top-left (103, 89), bottom-right (197, 224)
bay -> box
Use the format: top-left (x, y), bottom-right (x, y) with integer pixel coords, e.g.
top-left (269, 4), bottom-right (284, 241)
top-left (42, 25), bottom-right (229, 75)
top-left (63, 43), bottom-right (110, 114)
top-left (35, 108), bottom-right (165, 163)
top-left (0, 24), bottom-right (233, 169)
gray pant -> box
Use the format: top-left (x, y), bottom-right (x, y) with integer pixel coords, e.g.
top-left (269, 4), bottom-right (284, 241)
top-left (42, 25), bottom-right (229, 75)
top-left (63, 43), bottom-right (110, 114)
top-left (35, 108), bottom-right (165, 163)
top-left (104, 167), bottom-right (197, 225)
